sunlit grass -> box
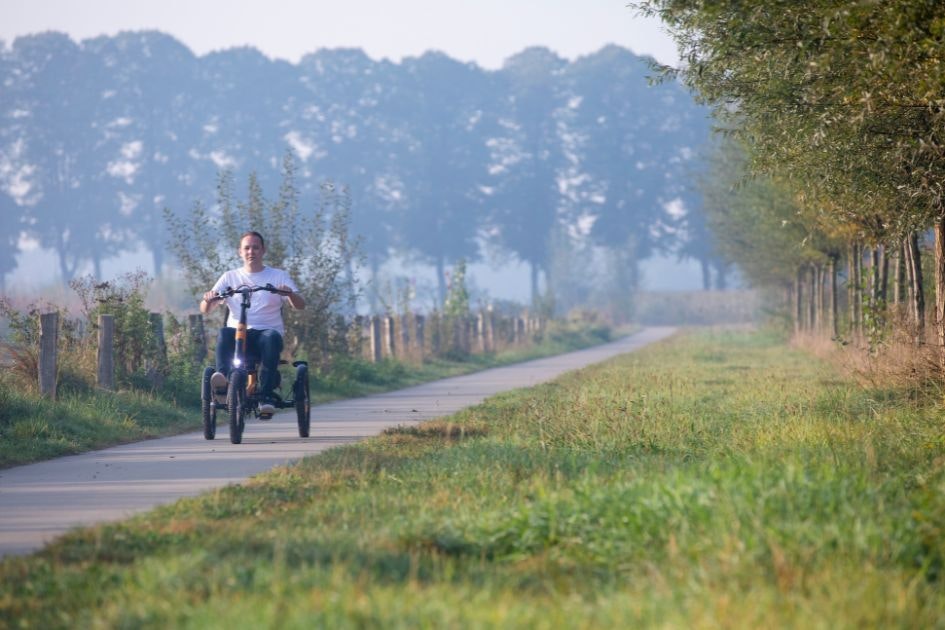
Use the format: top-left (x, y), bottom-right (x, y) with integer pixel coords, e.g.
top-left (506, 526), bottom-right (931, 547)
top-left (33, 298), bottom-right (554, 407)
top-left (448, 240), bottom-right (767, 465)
top-left (2, 328), bottom-right (944, 627)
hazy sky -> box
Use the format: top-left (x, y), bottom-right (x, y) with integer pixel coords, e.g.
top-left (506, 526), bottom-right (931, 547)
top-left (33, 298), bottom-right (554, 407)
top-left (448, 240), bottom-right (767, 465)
top-left (1, 0), bottom-right (679, 69)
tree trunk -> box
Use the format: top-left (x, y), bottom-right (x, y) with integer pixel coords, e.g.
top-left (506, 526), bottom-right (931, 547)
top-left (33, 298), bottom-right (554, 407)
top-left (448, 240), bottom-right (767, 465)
top-left (811, 265), bottom-right (824, 335)
top-left (879, 244), bottom-right (888, 307)
top-left (716, 263), bottom-right (728, 290)
top-left (807, 265), bottom-right (816, 332)
top-left (829, 255), bottom-right (838, 338)
top-left (854, 242), bottom-right (863, 336)
top-left (867, 246), bottom-right (879, 336)
top-left (700, 258), bottom-right (711, 291)
top-left (530, 260), bottom-right (540, 308)
top-left (906, 232), bottom-right (925, 344)
top-left (794, 267), bottom-right (803, 335)
top-left (368, 253), bottom-right (381, 314)
top-left (893, 241), bottom-right (906, 305)
top-left (151, 246), bottom-right (164, 278)
top-left (436, 255), bottom-right (447, 309)
top-left (847, 244), bottom-right (856, 336)
top-left (935, 219), bottom-right (945, 369)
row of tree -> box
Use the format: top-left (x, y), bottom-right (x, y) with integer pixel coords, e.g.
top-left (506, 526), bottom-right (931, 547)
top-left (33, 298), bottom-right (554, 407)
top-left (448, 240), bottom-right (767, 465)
top-left (0, 31), bottom-right (717, 305)
top-left (638, 1), bottom-right (945, 355)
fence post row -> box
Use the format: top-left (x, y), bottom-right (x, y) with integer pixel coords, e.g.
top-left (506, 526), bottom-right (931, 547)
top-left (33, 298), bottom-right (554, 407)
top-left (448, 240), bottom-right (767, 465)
top-left (97, 314), bottom-right (115, 391)
top-left (38, 312), bottom-right (59, 400)
top-left (37, 309), bottom-right (546, 378)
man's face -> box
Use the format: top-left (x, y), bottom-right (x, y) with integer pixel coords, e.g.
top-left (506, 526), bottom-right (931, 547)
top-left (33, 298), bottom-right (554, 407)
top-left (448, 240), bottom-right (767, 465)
top-left (239, 235), bottom-right (265, 268)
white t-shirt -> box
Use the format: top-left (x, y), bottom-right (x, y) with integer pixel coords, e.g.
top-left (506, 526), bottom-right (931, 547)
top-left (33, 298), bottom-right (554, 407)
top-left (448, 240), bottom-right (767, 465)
top-left (211, 266), bottom-right (300, 335)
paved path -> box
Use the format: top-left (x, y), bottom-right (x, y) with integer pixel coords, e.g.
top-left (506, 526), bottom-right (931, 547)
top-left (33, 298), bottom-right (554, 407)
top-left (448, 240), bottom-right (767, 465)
top-left (0, 327), bottom-right (675, 557)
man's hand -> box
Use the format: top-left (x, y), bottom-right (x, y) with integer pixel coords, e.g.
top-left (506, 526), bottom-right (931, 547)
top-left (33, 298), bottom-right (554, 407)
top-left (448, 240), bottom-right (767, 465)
top-left (200, 290), bottom-right (221, 314)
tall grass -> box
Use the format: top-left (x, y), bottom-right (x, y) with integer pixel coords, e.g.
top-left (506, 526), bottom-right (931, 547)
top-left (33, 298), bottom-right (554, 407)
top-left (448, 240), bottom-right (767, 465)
top-left (2, 329), bottom-right (944, 627)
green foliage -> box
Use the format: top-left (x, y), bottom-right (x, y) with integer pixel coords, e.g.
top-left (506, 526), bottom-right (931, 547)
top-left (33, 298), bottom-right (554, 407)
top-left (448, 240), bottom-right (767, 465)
top-left (443, 259), bottom-right (470, 318)
top-left (70, 270), bottom-right (156, 386)
top-left (634, 0), bottom-right (945, 341)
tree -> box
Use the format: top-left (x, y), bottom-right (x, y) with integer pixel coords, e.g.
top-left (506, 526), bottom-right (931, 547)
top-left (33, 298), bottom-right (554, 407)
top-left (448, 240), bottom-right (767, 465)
top-left (485, 47), bottom-right (570, 305)
top-left (5, 33), bottom-right (132, 280)
top-left (395, 52), bottom-right (497, 305)
top-left (637, 0), bottom-right (945, 347)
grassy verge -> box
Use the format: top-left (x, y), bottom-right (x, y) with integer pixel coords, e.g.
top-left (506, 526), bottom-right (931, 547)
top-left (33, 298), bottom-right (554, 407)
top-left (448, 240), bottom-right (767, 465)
top-left (3, 328), bottom-right (943, 627)
top-left (0, 322), bottom-right (614, 468)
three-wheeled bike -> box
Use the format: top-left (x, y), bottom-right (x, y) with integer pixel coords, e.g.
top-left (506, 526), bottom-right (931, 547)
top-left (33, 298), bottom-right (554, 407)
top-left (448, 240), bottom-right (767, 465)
top-left (200, 284), bottom-right (311, 444)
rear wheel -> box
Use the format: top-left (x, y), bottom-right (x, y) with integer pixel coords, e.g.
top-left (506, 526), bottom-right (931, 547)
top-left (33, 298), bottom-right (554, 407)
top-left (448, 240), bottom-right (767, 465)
top-left (228, 370), bottom-right (246, 444)
top-left (295, 364), bottom-right (310, 438)
top-left (201, 366), bottom-right (216, 440)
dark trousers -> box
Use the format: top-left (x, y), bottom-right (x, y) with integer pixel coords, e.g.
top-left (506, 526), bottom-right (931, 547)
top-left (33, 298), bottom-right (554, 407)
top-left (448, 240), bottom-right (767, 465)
top-left (215, 327), bottom-right (283, 398)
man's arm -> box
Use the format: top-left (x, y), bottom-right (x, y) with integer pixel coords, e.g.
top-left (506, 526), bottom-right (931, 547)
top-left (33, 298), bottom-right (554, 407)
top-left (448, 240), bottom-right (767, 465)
top-left (279, 285), bottom-right (306, 310)
top-left (200, 290), bottom-right (222, 314)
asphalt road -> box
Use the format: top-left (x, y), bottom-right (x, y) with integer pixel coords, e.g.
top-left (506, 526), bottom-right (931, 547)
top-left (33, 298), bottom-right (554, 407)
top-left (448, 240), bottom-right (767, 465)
top-left (0, 327), bottom-right (675, 557)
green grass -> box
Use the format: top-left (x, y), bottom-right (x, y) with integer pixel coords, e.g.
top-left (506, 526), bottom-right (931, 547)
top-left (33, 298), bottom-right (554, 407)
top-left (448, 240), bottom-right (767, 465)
top-left (0, 385), bottom-right (200, 468)
top-left (0, 323), bottom-right (614, 468)
top-left (3, 328), bottom-right (944, 627)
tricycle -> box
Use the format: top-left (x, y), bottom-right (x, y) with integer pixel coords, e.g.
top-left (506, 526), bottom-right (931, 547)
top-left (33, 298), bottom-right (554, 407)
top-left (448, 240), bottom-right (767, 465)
top-left (200, 284), bottom-right (311, 444)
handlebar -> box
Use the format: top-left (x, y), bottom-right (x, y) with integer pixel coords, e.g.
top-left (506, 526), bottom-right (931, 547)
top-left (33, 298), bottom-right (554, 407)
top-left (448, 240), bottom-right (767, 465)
top-left (213, 283), bottom-right (292, 301)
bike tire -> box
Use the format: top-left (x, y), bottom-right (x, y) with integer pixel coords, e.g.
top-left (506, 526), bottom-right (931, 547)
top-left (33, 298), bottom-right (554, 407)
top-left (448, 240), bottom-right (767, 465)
top-left (228, 370), bottom-right (246, 444)
top-left (201, 366), bottom-right (216, 440)
top-left (295, 364), bottom-right (311, 438)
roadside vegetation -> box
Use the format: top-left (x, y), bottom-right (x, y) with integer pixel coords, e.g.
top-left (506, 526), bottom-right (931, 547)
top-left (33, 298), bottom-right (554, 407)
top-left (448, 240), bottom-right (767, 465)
top-left (0, 316), bottom-right (612, 469)
top-left (633, 1), bottom-right (945, 392)
top-left (3, 328), bottom-right (943, 627)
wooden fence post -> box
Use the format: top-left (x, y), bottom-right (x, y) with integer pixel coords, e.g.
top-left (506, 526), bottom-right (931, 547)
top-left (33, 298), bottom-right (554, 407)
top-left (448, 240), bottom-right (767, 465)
top-left (148, 312), bottom-right (167, 387)
top-left (383, 316), bottom-right (396, 358)
top-left (477, 312), bottom-right (487, 353)
top-left (486, 312), bottom-right (495, 352)
top-left (464, 317), bottom-right (473, 353)
top-left (415, 314), bottom-right (426, 358)
top-left (451, 317), bottom-right (461, 353)
top-left (399, 314), bottom-right (410, 359)
top-left (370, 316), bottom-right (382, 363)
top-left (431, 313), bottom-right (441, 355)
top-left (38, 312), bottom-right (58, 399)
top-left (97, 314), bottom-right (115, 391)
top-left (189, 313), bottom-right (207, 364)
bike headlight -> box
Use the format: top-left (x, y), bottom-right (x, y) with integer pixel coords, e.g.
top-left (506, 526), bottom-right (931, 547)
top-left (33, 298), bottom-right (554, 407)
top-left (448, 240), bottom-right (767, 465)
top-left (233, 357), bottom-right (242, 367)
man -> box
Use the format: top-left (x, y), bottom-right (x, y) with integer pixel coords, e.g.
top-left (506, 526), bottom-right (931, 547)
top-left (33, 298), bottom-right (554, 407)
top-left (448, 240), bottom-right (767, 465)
top-left (201, 231), bottom-right (305, 416)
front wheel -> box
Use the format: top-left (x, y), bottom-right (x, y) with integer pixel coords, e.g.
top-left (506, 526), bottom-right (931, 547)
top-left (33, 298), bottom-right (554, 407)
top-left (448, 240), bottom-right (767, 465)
top-left (201, 366), bottom-right (216, 440)
top-left (294, 364), bottom-right (311, 438)
top-left (228, 369), bottom-right (246, 444)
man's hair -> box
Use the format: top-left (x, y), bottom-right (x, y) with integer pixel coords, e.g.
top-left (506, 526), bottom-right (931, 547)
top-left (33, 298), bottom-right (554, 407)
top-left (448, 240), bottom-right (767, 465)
top-left (239, 231), bottom-right (265, 249)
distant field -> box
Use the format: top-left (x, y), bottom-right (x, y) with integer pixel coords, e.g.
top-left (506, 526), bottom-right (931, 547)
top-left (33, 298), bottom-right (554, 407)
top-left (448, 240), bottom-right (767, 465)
top-left (635, 290), bottom-right (762, 325)
top-left (2, 329), bottom-right (944, 627)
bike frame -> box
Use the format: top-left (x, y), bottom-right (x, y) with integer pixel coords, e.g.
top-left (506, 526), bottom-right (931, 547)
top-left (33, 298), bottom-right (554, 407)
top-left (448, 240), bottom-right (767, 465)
top-left (217, 284), bottom-right (286, 404)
